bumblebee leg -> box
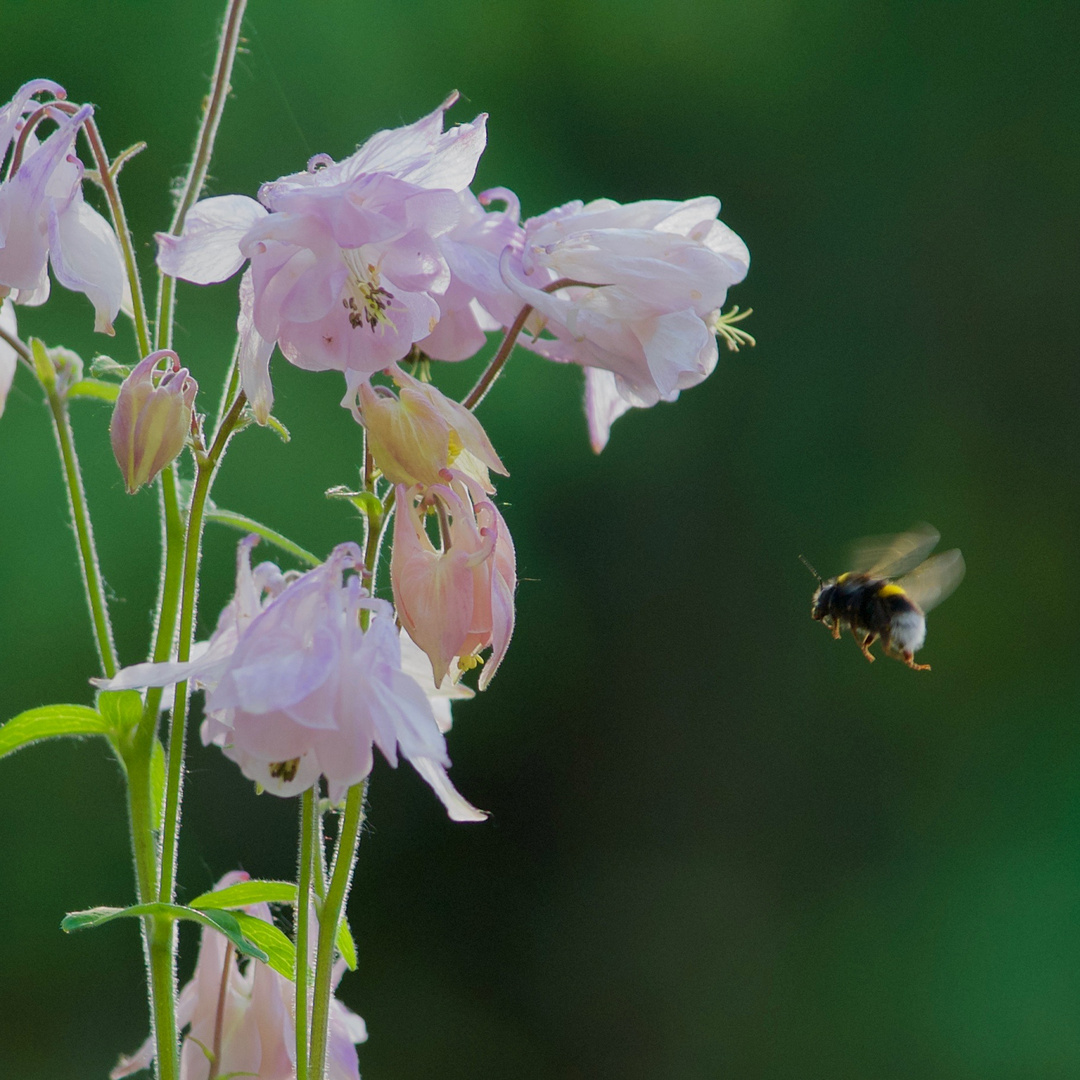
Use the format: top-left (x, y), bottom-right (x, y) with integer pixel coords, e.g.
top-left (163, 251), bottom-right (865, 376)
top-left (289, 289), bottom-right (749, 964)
top-left (853, 629), bottom-right (876, 663)
top-left (831, 620), bottom-right (842, 640)
top-left (901, 650), bottom-right (931, 672)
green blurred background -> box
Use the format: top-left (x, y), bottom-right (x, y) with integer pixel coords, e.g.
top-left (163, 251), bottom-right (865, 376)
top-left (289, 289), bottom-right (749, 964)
top-left (2, 0), bottom-right (1078, 1076)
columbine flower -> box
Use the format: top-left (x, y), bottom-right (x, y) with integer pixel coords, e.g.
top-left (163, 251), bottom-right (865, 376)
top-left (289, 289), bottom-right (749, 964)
top-left (0, 298), bottom-right (17, 418)
top-left (356, 363), bottom-right (507, 490)
top-left (111, 871), bottom-right (367, 1080)
top-left (155, 94), bottom-right (499, 423)
top-left (500, 195), bottom-right (750, 450)
top-left (0, 80), bottom-right (126, 334)
top-left (97, 538), bottom-right (485, 820)
top-left (392, 471), bottom-right (515, 691)
top-left (109, 350), bottom-right (197, 493)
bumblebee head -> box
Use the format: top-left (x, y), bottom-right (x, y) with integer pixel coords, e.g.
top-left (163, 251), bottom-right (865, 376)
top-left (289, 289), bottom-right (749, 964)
top-left (810, 582), bottom-right (832, 622)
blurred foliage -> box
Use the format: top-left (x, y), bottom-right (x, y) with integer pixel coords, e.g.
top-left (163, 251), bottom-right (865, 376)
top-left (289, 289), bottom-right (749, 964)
top-left (1, 0), bottom-right (1078, 1077)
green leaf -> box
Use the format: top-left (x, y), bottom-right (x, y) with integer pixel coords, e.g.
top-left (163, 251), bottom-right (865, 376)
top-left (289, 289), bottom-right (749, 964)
top-left (67, 378), bottom-right (120, 403)
top-left (97, 690), bottom-right (143, 735)
top-left (336, 917), bottom-right (358, 970)
top-left (204, 509), bottom-right (320, 568)
top-left (0, 705), bottom-right (111, 762)
top-left (189, 879), bottom-right (298, 910)
top-left (89, 354), bottom-right (130, 379)
top-left (61, 902), bottom-right (270, 964)
top-left (230, 911), bottom-right (296, 980)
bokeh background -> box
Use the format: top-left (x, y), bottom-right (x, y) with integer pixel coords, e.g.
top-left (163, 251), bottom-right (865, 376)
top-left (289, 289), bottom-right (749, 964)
top-left (2, 0), bottom-right (1078, 1076)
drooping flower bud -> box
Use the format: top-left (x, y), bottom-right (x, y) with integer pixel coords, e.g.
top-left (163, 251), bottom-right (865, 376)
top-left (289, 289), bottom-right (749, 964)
top-left (357, 363), bottom-right (507, 491)
top-left (392, 470), bottom-right (516, 690)
top-left (109, 349), bottom-right (196, 494)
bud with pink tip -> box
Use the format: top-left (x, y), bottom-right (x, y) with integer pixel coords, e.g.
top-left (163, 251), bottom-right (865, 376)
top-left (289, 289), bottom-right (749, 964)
top-left (109, 350), bottom-right (197, 494)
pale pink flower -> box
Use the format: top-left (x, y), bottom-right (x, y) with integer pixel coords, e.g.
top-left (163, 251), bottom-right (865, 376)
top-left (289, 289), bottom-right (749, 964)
top-left (0, 298), bottom-right (17, 418)
top-left (501, 196), bottom-right (749, 449)
top-left (392, 471), bottom-right (515, 691)
top-left (155, 95), bottom-right (498, 423)
top-left (111, 871), bottom-right (366, 1080)
top-left (109, 350), bottom-right (197, 493)
top-left (97, 538), bottom-right (484, 820)
top-left (417, 187), bottom-right (525, 361)
top-left (356, 362), bottom-right (507, 490)
top-left (0, 80), bottom-right (126, 334)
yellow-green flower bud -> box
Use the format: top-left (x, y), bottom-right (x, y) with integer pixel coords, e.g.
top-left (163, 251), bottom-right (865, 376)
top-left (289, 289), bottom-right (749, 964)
top-left (110, 350), bottom-right (197, 494)
top-left (358, 364), bottom-right (506, 490)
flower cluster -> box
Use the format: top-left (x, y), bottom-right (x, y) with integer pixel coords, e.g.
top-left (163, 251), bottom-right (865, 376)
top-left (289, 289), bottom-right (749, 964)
top-left (156, 95), bottom-right (748, 449)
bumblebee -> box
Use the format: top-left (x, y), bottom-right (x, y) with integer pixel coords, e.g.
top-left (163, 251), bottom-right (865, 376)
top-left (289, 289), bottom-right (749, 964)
top-left (803, 525), bottom-right (965, 671)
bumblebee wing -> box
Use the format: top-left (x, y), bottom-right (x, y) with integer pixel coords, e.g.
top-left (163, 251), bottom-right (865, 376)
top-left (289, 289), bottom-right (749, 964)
top-left (897, 549), bottom-right (965, 613)
top-left (848, 523), bottom-right (940, 579)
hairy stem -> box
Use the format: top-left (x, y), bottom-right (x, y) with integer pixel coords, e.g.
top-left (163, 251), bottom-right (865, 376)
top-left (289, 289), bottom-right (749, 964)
top-left (308, 783), bottom-right (366, 1080)
top-left (159, 391), bottom-right (248, 907)
top-left (296, 790), bottom-right (316, 1080)
top-left (43, 381), bottom-right (118, 679)
top-left (155, 0), bottom-right (249, 350)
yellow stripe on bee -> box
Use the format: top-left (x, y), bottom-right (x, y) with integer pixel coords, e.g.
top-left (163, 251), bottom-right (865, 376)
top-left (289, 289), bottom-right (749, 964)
top-left (877, 582), bottom-right (906, 598)
top-left (836, 572), bottom-right (851, 583)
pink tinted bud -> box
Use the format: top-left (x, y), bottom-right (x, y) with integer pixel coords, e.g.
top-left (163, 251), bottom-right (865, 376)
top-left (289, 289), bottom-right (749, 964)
top-left (109, 349), bottom-right (197, 494)
top-left (358, 364), bottom-right (506, 490)
top-left (392, 471), bottom-right (516, 689)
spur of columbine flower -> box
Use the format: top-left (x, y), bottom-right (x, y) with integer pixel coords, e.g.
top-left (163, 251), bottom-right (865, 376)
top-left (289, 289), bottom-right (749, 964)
top-left (392, 470), bottom-right (516, 691)
top-left (111, 871), bottom-right (367, 1080)
top-left (356, 362), bottom-right (507, 490)
top-left (499, 195), bottom-right (750, 450)
top-left (109, 350), bottom-right (198, 493)
top-left (0, 80), bottom-right (126, 333)
top-left (155, 94), bottom-right (508, 424)
top-left (96, 537), bottom-right (485, 820)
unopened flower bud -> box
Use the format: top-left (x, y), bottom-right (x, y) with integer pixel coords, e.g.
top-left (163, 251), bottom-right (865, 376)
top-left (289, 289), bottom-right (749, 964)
top-left (357, 364), bottom-right (506, 490)
top-left (110, 350), bottom-right (197, 493)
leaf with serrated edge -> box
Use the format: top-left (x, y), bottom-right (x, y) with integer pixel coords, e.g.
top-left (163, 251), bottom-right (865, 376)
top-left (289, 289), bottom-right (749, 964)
top-left (0, 706), bottom-right (111, 761)
top-left (61, 902), bottom-right (269, 964)
top-left (189, 879), bottom-right (298, 910)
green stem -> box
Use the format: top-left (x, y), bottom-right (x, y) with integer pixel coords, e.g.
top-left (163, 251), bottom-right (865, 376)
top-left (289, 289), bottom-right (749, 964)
top-left (43, 382), bottom-right (118, 679)
top-left (155, 0), bottom-right (249, 351)
top-left (159, 392), bottom-right (248, 907)
top-left (80, 117), bottom-right (152, 358)
top-left (308, 783), bottom-right (366, 1080)
top-left (147, 919), bottom-right (180, 1080)
top-left (138, 465), bottom-right (186, 750)
top-left (296, 790), bottom-right (316, 1080)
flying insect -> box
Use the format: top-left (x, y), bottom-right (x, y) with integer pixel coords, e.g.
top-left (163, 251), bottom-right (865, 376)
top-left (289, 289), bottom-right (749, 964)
top-left (802, 525), bottom-right (965, 671)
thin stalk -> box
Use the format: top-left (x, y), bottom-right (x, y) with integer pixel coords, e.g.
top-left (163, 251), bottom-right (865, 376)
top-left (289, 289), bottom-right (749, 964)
top-left (155, 0), bottom-right (249, 350)
top-left (308, 782), bottom-right (366, 1080)
top-left (137, 465), bottom-right (186, 752)
top-left (44, 383), bottom-right (118, 678)
top-left (207, 942), bottom-right (235, 1080)
top-left (80, 116), bottom-right (152, 357)
top-left (461, 277), bottom-right (591, 410)
top-left (158, 391), bottom-right (248, 906)
top-left (296, 790), bottom-right (316, 1080)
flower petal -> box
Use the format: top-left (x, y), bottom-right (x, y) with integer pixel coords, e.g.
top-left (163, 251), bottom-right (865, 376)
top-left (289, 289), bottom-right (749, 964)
top-left (155, 195), bottom-right (267, 284)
